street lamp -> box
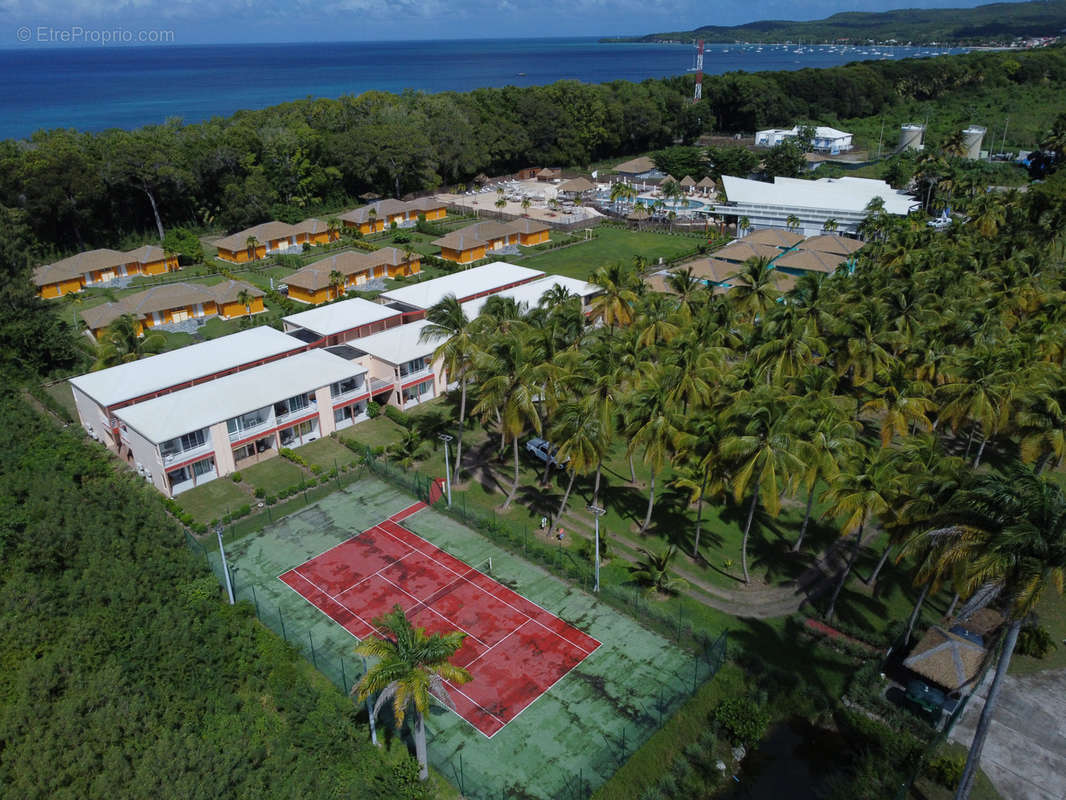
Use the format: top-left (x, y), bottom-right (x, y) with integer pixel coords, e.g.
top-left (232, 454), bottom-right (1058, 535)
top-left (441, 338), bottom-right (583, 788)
top-left (439, 433), bottom-right (453, 507)
top-left (216, 523), bottom-right (235, 605)
top-left (588, 504), bottom-right (605, 593)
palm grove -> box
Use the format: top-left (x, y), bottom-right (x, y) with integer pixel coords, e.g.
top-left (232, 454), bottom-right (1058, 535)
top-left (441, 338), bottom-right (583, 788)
top-left (416, 169), bottom-right (1066, 799)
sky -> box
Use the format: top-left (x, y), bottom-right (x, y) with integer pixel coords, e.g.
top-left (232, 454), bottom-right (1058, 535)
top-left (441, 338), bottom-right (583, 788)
top-left (0, 0), bottom-right (1033, 45)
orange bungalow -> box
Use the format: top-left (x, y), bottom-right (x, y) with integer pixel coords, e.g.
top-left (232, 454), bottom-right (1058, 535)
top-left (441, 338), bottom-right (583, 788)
top-left (214, 220), bottom-right (338, 263)
top-left (80, 280), bottom-right (264, 338)
top-left (339, 199), bottom-right (409, 235)
top-left (433, 219), bottom-right (550, 263)
top-left (285, 248), bottom-right (420, 305)
top-left (362, 246), bottom-right (421, 279)
top-left (402, 197), bottom-right (448, 222)
top-left (507, 218), bottom-right (550, 246)
top-left (432, 230), bottom-right (488, 264)
top-left (33, 245), bottom-right (179, 299)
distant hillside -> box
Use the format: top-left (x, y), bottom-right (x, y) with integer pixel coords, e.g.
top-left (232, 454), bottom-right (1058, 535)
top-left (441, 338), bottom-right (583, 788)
top-left (603, 1), bottom-right (1066, 45)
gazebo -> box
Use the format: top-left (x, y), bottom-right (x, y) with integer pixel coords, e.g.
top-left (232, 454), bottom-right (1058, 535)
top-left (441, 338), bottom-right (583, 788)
top-left (680, 175), bottom-right (697, 192)
top-left (903, 626), bottom-right (987, 692)
top-left (557, 177), bottom-right (596, 196)
top-left (696, 176), bottom-right (717, 195)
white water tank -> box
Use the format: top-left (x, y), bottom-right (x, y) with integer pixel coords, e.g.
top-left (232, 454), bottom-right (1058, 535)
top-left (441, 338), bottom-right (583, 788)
top-left (899, 123), bottom-right (924, 152)
top-left (962, 126), bottom-right (986, 160)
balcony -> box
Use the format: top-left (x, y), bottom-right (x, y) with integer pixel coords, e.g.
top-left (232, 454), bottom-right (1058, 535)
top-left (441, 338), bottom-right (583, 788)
top-left (274, 401), bottom-right (317, 426)
top-left (161, 439), bottom-right (214, 466)
top-left (331, 381), bottom-right (369, 404)
top-left (228, 415), bottom-right (273, 442)
top-left (369, 377), bottom-right (395, 395)
top-left (398, 365), bottom-right (432, 385)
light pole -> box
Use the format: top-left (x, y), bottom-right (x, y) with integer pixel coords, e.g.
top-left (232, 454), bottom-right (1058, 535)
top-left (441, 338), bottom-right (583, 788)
top-left (439, 433), bottom-right (453, 507)
top-left (216, 523), bottom-right (235, 605)
top-left (588, 504), bottom-right (605, 593)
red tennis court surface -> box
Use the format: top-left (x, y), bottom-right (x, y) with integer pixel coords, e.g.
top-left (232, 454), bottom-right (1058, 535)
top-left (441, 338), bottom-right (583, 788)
top-left (279, 502), bottom-right (600, 737)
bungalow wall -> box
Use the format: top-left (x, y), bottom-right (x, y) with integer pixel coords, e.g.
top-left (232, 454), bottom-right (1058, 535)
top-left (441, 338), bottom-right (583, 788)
top-left (39, 277), bottom-right (86, 298)
top-left (518, 230), bottom-right (549, 246)
top-left (218, 296), bottom-right (265, 318)
top-left (217, 245), bottom-right (266, 264)
top-left (140, 255), bottom-right (180, 276)
top-left (140, 302), bottom-right (219, 330)
top-left (343, 219), bottom-right (386, 235)
top-left (386, 258), bottom-right (421, 278)
top-left (417, 207), bottom-right (446, 221)
top-left (287, 285), bottom-right (331, 305)
top-left (440, 245), bottom-right (486, 264)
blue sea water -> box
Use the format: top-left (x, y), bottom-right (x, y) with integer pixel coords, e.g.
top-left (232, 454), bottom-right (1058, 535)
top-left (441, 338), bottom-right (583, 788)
top-left (0, 38), bottom-right (968, 140)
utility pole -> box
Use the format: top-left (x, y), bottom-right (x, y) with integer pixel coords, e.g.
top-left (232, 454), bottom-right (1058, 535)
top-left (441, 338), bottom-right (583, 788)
top-left (216, 523), bottom-right (235, 605)
top-left (588, 504), bottom-right (606, 593)
top-left (439, 433), bottom-right (453, 507)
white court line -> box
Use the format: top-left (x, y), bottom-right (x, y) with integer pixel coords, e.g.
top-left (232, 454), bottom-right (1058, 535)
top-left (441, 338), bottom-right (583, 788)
top-left (374, 571), bottom-right (489, 649)
top-left (377, 518), bottom-right (600, 656)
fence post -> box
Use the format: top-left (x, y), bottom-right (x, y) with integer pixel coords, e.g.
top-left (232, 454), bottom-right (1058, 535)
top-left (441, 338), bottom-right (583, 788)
top-left (251, 584), bottom-right (260, 617)
top-left (278, 606), bottom-right (287, 641)
top-left (341, 658), bottom-right (348, 694)
top-left (308, 631), bottom-right (317, 667)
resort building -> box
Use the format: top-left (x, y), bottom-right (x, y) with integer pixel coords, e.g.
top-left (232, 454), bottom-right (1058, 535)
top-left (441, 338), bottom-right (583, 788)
top-left (713, 176), bottom-right (916, 237)
top-left (33, 245), bottom-right (180, 298)
top-left (556, 177), bottom-right (596, 198)
top-left (755, 125), bottom-right (854, 154)
top-left (612, 156), bottom-right (665, 182)
top-left (214, 219), bottom-right (339, 263)
top-left (79, 280), bottom-right (265, 338)
top-left (378, 262), bottom-right (544, 319)
top-left (433, 219), bottom-right (550, 263)
top-left (339, 199), bottom-right (409, 234)
top-left (69, 326), bottom-right (308, 451)
top-left (460, 275), bottom-right (600, 319)
top-left (342, 320), bottom-right (447, 411)
top-left (284, 248), bottom-right (420, 305)
top-left (712, 240), bottom-right (789, 267)
top-left (113, 349), bottom-right (367, 497)
top-left (403, 197), bottom-right (448, 221)
top-left (282, 297), bottom-right (403, 347)
top-left (742, 229), bottom-right (805, 250)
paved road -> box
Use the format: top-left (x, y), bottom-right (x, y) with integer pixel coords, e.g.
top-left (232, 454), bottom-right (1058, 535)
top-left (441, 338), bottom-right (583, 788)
top-left (949, 667), bottom-right (1066, 800)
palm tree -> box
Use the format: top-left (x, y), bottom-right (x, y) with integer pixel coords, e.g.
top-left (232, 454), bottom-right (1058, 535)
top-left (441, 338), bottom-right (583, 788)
top-left (236, 287), bottom-right (253, 315)
top-left (738, 216), bottom-right (751, 236)
top-left (495, 196), bottom-right (507, 219)
top-left (629, 545), bottom-right (689, 595)
top-left (785, 214), bottom-right (800, 233)
top-left (354, 605), bottom-right (472, 781)
top-left (328, 269), bottom-right (346, 300)
top-left (472, 333), bottom-right (541, 511)
top-left (674, 413), bottom-right (728, 559)
top-left (421, 296), bottom-right (477, 484)
top-left (821, 445), bottom-right (900, 621)
top-left (550, 400), bottom-right (608, 525)
top-left (726, 256), bottom-right (781, 323)
top-left (589, 262), bottom-right (640, 330)
top-left (822, 218), bottom-right (839, 233)
top-left (367, 207), bottom-right (378, 233)
top-left (245, 235), bottom-right (259, 262)
top-left (909, 462), bottom-right (1066, 800)
top-left (92, 314), bottom-right (166, 370)
top-left (625, 375), bottom-right (687, 532)
top-left (722, 385), bottom-right (803, 583)
top-left (327, 216), bottom-right (341, 242)
top-left (791, 408), bottom-right (859, 552)
top-left (521, 197), bottom-right (532, 215)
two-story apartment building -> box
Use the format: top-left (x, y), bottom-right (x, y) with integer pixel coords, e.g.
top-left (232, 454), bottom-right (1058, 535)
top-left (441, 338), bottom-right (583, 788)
top-left (343, 320), bottom-right (447, 410)
top-left (69, 327), bottom-right (308, 451)
top-left (377, 262), bottom-right (544, 321)
top-left (282, 297), bottom-right (403, 347)
top-left (113, 349), bottom-right (368, 496)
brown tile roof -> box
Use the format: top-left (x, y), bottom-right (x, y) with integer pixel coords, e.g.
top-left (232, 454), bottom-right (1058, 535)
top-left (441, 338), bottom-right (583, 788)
top-left (284, 266), bottom-right (338, 292)
top-left (772, 249), bottom-right (844, 274)
top-left (613, 156), bottom-right (657, 174)
top-left (211, 280), bottom-right (265, 305)
top-left (361, 246), bottom-right (418, 268)
top-left (743, 228), bottom-right (805, 249)
top-left (214, 221), bottom-right (299, 252)
top-left (81, 282), bottom-right (216, 330)
top-left (713, 240), bottom-right (785, 263)
top-left (292, 218), bottom-right (332, 236)
top-left (507, 218), bottom-right (550, 235)
top-left (644, 273), bottom-right (675, 294)
top-left (903, 626), bottom-right (987, 691)
top-left (404, 197), bottom-right (447, 213)
top-left (33, 246), bottom-right (167, 287)
top-left (557, 177), bottom-right (596, 193)
top-left (286, 251), bottom-right (381, 291)
top-left (339, 198), bottom-right (409, 224)
top-left (433, 230), bottom-right (489, 251)
top-left (799, 234), bottom-right (866, 256)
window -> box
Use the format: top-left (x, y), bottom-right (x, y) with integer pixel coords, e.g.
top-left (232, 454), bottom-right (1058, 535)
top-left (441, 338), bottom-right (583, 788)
top-left (279, 419), bottom-right (317, 447)
top-left (161, 428), bottom-right (207, 458)
top-left (192, 458), bottom-right (215, 477)
top-left (403, 380), bottom-right (433, 403)
top-left (274, 393), bottom-right (310, 418)
top-left (398, 357), bottom-right (427, 378)
top-left (331, 375), bottom-right (363, 398)
top-left (227, 408), bottom-right (269, 437)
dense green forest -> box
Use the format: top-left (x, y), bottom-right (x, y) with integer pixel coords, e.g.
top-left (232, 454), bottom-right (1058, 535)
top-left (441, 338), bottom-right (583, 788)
top-left (0, 394), bottom-right (430, 798)
top-left (2, 45), bottom-right (1064, 257)
top-left (605, 0), bottom-right (1066, 44)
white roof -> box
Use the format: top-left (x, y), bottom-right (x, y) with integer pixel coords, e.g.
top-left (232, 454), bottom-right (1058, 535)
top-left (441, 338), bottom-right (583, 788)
top-left (461, 275), bottom-right (598, 319)
top-left (69, 327), bottom-right (304, 408)
top-left (114, 349), bottom-right (364, 444)
top-left (281, 297), bottom-right (402, 337)
top-left (378, 263), bottom-right (544, 310)
top-left (720, 176), bottom-right (915, 216)
top-left (757, 125), bottom-right (852, 140)
top-left (350, 319), bottom-right (444, 365)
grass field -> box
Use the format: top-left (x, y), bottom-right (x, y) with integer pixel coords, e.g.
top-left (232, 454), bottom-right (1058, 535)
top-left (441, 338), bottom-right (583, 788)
top-left (241, 457), bottom-right (307, 496)
top-left (519, 227), bottom-right (705, 280)
top-left (216, 476), bottom-right (715, 800)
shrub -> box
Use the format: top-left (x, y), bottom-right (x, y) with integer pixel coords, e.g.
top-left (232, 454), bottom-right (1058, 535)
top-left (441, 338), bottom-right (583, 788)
top-left (391, 231), bottom-right (411, 244)
top-left (279, 447), bottom-right (308, 467)
top-left (366, 401), bottom-right (381, 419)
top-left (230, 471), bottom-right (242, 483)
top-left (384, 405), bottom-right (411, 428)
top-left (310, 464), bottom-right (323, 474)
top-left (266, 495), bottom-right (277, 505)
top-left (925, 752), bottom-right (966, 789)
top-left (712, 697), bottom-right (770, 749)
top-left (1017, 623), bottom-right (1057, 658)
top-left (254, 487), bottom-right (266, 498)
top-left (193, 522), bottom-right (207, 534)
top-left (236, 504), bottom-right (251, 518)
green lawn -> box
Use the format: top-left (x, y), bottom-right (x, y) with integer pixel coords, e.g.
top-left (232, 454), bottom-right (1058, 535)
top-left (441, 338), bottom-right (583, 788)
top-left (518, 226), bottom-right (705, 280)
top-left (1009, 589), bottom-right (1066, 675)
top-left (43, 381), bottom-right (78, 421)
top-left (295, 435), bottom-right (360, 470)
top-left (241, 457), bottom-right (307, 497)
top-left (177, 477), bottom-right (255, 525)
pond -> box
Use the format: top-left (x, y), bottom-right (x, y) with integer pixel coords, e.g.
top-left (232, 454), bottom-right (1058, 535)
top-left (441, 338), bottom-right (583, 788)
top-left (720, 717), bottom-right (848, 800)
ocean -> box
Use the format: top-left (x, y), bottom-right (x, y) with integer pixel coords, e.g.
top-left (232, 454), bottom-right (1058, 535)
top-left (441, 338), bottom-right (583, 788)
top-left (0, 39), bottom-right (968, 140)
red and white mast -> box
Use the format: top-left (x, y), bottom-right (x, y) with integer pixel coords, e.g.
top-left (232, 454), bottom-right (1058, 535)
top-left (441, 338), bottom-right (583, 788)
top-left (692, 39), bottom-right (705, 102)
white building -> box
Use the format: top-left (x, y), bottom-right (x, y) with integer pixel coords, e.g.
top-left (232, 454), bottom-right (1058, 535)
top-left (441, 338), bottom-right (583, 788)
top-left (713, 175), bottom-right (917, 237)
top-left (113, 349), bottom-right (367, 497)
top-left (378, 262), bottom-right (544, 316)
top-left (755, 125), bottom-right (854, 154)
top-left (281, 297), bottom-right (403, 347)
top-left (460, 275), bottom-right (600, 319)
top-left (69, 326), bottom-right (307, 451)
top-left (344, 320), bottom-right (448, 410)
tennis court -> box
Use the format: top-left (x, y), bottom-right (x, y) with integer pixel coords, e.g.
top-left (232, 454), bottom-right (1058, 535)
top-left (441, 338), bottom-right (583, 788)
top-left (280, 501), bottom-right (600, 736)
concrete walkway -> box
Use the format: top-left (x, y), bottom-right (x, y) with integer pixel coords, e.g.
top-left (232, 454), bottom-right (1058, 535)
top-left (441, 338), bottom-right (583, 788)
top-left (949, 667), bottom-right (1066, 800)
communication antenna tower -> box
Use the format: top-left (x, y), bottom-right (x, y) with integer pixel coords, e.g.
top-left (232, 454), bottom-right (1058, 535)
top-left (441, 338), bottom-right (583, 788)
top-left (693, 40), bottom-right (705, 102)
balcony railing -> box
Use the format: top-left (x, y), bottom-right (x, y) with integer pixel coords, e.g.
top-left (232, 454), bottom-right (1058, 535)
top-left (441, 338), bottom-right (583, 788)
top-left (161, 438), bottom-right (214, 465)
top-left (228, 415), bottom-right (273, 442)
top-left (369, 377), bottom-right (395, 395)
top-left (398, 365), bottom-right (432, 384)
top-left (331, 382), bottom-right (368, 404)
top-left (275, 401), bottom-right (317, 426)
